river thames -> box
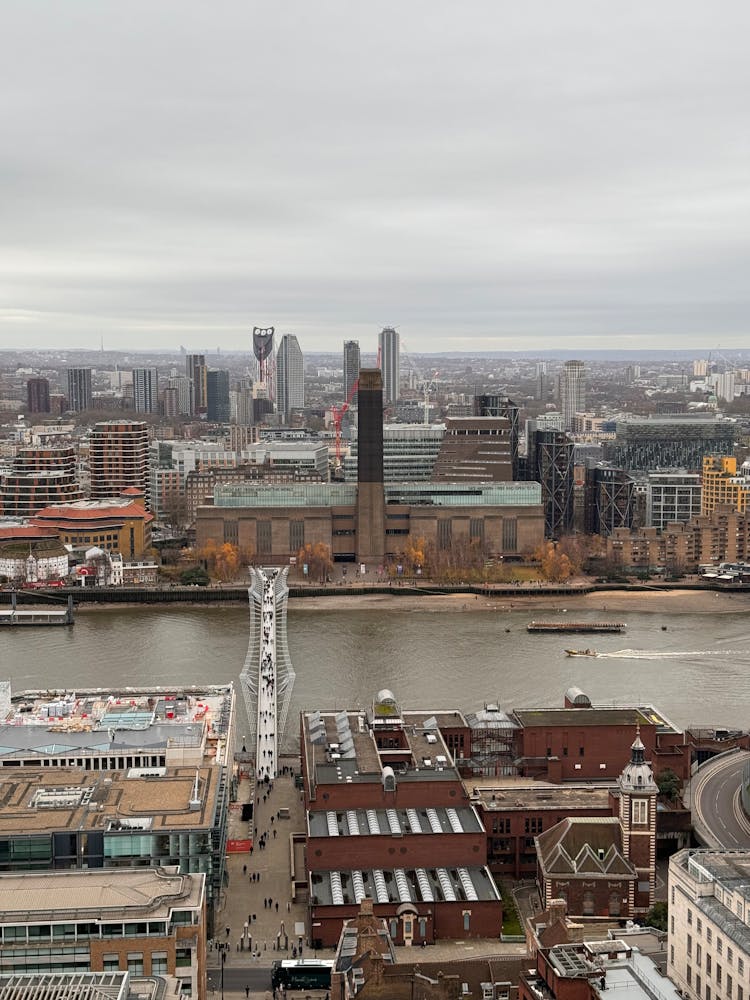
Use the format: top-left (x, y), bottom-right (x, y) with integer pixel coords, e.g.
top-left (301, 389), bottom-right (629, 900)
top-left (4, 601), bottom-right (750, 742)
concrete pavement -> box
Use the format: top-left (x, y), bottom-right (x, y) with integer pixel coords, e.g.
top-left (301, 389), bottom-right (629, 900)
top-left (691, 749), bottom-right (750, 848)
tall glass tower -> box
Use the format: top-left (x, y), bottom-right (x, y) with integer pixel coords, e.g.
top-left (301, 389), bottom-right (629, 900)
top-left (343, 340), bottom-right (360, 406)
top-left (276, 335), bottom-right (304, 423)
top-left (132, 367), bottom-right (159, 413)
top-left (67, 368), bottom-right (92, 413)
top-left (378, 326), bottom-right (400, 406)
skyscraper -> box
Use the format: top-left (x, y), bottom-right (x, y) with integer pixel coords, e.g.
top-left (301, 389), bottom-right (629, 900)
top-left (89, 420), bottom-right (151, 509)
top-left (132, 367), bottom-right (159, 414)
top-left (185, 354), bottom-right (207, 415)
top-left (206, 369), bottom-right (231, 423)
top-left (559, 360), bottom-right (586, 431)
top-left (378, 327), bottom-right (400, 406)
top-left (67, 368), bottom-right (92, 413)
top-left (166, 374), bottom-right (193, 416)
top-left (276, 335), bottom-right (304, 423)
top-left (26, 377), bottom-right (51, 414)
top-left (343, 340), bottom-right (360, 407)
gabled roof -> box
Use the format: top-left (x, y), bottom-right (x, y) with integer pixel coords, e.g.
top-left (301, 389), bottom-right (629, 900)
top-left (536, 817), bottom-right (636, 879)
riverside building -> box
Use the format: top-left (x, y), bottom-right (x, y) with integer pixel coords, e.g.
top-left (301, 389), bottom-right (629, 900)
top-left (89, 421), bottom-right (151, 509)
top-left (196, 370), bottom-right (544, 563)
top-left (0, 445), bottom-right (82, 518)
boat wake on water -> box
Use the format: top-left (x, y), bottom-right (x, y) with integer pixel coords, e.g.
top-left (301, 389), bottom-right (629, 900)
top-left (597, 648), bottom-right (746, 659)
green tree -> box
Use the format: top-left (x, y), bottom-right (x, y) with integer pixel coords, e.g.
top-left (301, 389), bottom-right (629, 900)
top-left (180, 566), bottom-right (210, 586)
top-left (645, 901), bottom-right (668, 932)
top-left (657, 768), bottom-right (681, 801)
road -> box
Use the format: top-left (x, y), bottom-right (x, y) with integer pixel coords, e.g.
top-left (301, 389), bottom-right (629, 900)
top-left (692, 750), bottom-right (750, 848)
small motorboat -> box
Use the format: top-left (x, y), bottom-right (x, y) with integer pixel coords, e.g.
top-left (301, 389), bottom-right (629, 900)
top-left (565, 648), bottom-right (598, 657)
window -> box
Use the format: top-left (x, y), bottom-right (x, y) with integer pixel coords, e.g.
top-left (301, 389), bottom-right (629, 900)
top-left (671, 945), bottom-right (675, 966)
top-left (463, 912), bottom-right (471, 932)
top-left (672, 887), bottom-right (676, 904)
top-left (727, 975), bottom-right (733, 998)
top-left (697, 976), bottom-right (702, 998)
top-left (728, 948), bottom-right (733, 965)
top-left (151, 952), bottom-right (168, 975)
top-left (708, 929), bottom-right (713, 944)
top-left (671, 916), bottom-right (675, 934)
top-left (632, 799), bottom-right (648, 825)
top-left (719, 939), bottom-right (724, 956)
top-left (698, 918), bottom-right (703, 933)
top-left (737, 988), bottom-right (743, 1000)
top-left (737, 959), bottom-right (743, 976)
top-left (688, 908), bottom-right (694, 926)
top-left (102, 955), bottom-right (120, 972)
top-left (688, 968), bottom-right (692, 987)
top-left (697, 945), bottom-right (703, 966)
top-left (707, 956), bottom-right (712, 975)
top-left (688, 935), bottom-right (693, 956)
top-left (717, 965), bottom-right (722, 987)
top-left (127, 953), bottom-right (144, 976)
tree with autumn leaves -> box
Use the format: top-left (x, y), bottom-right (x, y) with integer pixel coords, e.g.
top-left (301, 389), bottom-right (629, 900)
top-left (297, 542), bottom-right (334, 583)
top-left (196, 540), bottom-right (254, 582)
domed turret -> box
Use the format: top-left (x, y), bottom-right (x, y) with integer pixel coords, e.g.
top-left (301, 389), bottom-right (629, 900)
top-left (619, 727), bottom-right (657, 793)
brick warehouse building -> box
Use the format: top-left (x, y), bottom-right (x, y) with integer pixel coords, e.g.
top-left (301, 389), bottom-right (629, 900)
top-left (301, 691), bottom-right (503, 947)
top-left (196, 369), bottom-right (545, 565)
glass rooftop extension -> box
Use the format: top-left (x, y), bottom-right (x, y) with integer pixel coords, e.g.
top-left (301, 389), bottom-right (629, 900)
top-left (214, 481), bottom-right (541, 508)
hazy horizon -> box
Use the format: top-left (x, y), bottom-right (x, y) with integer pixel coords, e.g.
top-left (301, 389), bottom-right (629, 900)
top-left (2, 2), bottom-right (749, 353)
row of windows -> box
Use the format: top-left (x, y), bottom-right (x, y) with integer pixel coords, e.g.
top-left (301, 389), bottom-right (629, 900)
top-left (684, 965), bottom-right (744, 1000)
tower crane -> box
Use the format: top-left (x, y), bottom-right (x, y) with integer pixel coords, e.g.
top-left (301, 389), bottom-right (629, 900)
top-left (401, 343), bottom-right (439, 424)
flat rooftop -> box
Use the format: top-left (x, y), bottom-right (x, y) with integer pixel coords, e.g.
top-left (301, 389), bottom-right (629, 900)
top-left (472, 783), bottom-right (612, 812)
top-left (1, 685), bottom-right (233, 764)
top-left (0, 765), bottom-right (219, 834)
top-left (513, 706), bottom-right (679, 733)
top-left (304, 709), bottom-right (461, 786)
top-left (0, 867), bottom-right (204, 919)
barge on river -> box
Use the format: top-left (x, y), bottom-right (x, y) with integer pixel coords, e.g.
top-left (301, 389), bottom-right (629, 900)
top-left (527, 621), bottom-right (625, 634)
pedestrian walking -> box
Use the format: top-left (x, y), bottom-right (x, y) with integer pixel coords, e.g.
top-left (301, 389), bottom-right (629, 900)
top-left (245, 986), bottom-right (249, 998)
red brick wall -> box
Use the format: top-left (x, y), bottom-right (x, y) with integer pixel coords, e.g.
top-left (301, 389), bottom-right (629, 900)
top-left (307, 832), bottom-right (487, 872)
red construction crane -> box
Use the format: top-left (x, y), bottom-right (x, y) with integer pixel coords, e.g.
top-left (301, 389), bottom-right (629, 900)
top-left (331, 377), bottom-right (359, 468)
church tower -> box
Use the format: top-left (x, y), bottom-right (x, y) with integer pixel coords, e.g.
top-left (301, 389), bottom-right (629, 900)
top-left (618, 727), bottom-right (658, 915)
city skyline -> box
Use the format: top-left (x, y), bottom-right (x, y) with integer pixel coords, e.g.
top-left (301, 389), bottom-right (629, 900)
top-left (1, 3), bottom-right (750, 354)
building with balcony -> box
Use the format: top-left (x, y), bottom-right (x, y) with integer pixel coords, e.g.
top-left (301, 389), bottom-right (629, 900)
top-left (89, 421), bottom-right (151, 510)
top-left (0, 445), bottom-right (83, 519)
top-left (646, 471), bottom-right (702, 529)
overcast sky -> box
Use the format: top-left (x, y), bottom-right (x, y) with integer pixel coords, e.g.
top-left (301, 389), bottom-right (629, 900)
top-left (1, 2), bottom-right (749, 355)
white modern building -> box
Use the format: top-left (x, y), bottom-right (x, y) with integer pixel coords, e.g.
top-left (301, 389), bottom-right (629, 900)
top-left (559, 360), bottom-right (586, 431)
top-left (669, 849), bottom-right (750, 1000)
top-left (343, 423), bottom-right (445, 482)
top-left (646, 472), bottom-right (703, 529)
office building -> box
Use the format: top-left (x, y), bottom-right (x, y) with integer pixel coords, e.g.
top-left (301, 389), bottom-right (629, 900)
top-left (276, 334), bottom-right (304, 422)
top-left (89, 420), bottom-right (151, 509)
top-left (67, 368), bottom-right (93, 413)
top-left (343, 424), bottom-right (445, 483)
top-left (132, 367), bottom-right (158, 414)
top-left (607, 417), bottom-right (735, 472)
top-left (646, 472), bottom-right (702, 529)
top-left (0, 868), bottom-right (206, 993)
top-left (206, 368), bottom-right (230, 423)
top-left (535, 362), bottom-right (547, 401)
top-left (185, 354), bottom-right (207, 414)
top-left (0, 445), bottom-right (82, 519)
top-left (432, 417), bottom-right (513, 482)
top-left (26, 377), bottom-right (50, 414)
top-left (343, 340), bottom-right (360, 406)
top-left (670, 849), bottom-right (750, 1000)
top-left (559, 360), bottom-right (586, 431)
top-left (702, 455), bottom-right (750, 514)
top-left (379, 326), bottom-right (400, 406)
top-left (231, 377), bottom-right (254, 426)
